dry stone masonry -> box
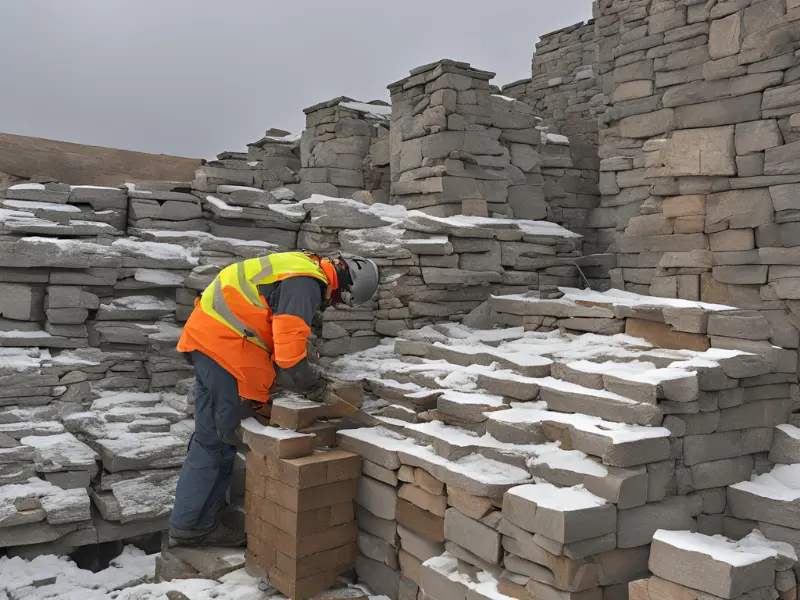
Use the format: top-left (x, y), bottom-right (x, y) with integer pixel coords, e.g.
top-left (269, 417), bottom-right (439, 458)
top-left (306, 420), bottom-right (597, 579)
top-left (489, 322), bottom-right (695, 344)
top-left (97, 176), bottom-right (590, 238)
top-left (1, 2), bottom-right (800, 598)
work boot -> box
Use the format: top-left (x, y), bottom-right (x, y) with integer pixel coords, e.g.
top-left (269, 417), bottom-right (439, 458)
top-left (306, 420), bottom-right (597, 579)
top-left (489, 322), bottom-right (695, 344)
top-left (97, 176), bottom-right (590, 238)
top-left (168, 521), bottom-right (247, 548)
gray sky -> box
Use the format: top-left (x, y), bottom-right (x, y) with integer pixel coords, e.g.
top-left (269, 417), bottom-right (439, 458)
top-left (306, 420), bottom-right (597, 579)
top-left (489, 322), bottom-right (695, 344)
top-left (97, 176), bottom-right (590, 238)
top-left (0, 0), bottom-right (590, 160)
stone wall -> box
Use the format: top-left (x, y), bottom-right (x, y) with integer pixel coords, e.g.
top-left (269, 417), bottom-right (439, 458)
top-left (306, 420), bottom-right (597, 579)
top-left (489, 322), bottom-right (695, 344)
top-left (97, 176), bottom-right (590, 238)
top-left (0, 169), bottom-right (587, 554)
top-left (503, 21), bottom-right (604, 256)
top-left (326, 286), bottom-right (800, 600)
top-left (388, 60), bottom-right (551, 221)
top-left (299, 98), bottom-right (391, 202)
top-left (590, 0), bottom-right (800, 356)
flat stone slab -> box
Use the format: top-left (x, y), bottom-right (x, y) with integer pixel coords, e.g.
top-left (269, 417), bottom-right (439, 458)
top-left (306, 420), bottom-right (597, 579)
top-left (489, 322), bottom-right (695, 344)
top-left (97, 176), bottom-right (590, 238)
top-left (537, 378), bottom-right (663, 426)
top-left (21, 432), bottom-right (98, 473)
top-left (503, 483), bottom-right (616, 544)
top-left (94, 433), bottom-right (185, 472)
top-left (486, 401), bottom-right (671, 467)
top-left (727, 464), bottom-right (800, 529)
top-left (649, 529), bottom-right (794, 598)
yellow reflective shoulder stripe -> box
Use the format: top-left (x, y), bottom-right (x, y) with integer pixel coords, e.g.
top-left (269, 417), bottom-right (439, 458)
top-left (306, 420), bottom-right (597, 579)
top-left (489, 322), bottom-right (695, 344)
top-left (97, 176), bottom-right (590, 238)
top-left (236, 261), bottom-right (264, 308)
top-left (250, 255), bottom-right (274, 283)
top-left (204, 278), bottom-right (271, 353)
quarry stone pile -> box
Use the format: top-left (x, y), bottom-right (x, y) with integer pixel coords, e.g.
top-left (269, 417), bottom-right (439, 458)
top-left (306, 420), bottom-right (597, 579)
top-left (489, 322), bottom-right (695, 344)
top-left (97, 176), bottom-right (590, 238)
top-left (321, 287), bottom-right (800, 600)
top-left (299, 98), bottom-right (391, 202)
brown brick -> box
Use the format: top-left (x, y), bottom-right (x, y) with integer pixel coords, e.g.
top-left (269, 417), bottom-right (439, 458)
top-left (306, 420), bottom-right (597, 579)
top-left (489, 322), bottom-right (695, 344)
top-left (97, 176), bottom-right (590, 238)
top-left (396, 498), bottom-right (445, 542)
top-left (263, 477), bottom-right (357, 512)
top-left (245, 510), bottom-right (260, 535)
top-left (446, 484), bottom-right (493, 520)
top-left (267, 563), bottom-right (344, 600)
top-left (275, 542), bottom-right (357, 579)
top-left (625, 318), bottom-right (711, 352)
top-left (499, 578), bottom-right (531, 600)
top-left (270, 401), bottom-right (330, 431)
top-left (267, 450), bottom-right (360, 489)
top-left (398, 483), bottom-right (447, 517)
top-left (399, 549), bottom-right (423, 586)
top-left (257, 498), bottom-right (354, 536)
top-left (242, 426), bottom-right (315, 459)
top-left (244, 550), bottom-right (269, 578)
top-left (414, 468), bottom-right (445, 495)
top-left (300, 422), bottom-right (338, 448)
top-left (329, 502), bottom-right (355, 526)
top-left (261, 520), bottom-right (358, 559)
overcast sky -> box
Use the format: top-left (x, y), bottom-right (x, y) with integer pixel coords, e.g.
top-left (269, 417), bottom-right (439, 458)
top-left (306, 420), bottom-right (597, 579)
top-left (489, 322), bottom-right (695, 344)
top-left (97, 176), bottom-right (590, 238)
top-left (0, 1), bottom-right (590, 160)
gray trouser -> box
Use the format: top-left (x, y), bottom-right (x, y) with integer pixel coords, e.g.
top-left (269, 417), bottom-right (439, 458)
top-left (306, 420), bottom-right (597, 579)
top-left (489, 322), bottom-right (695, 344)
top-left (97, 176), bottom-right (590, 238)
top-left (169, 351), bottom-right (248, 532)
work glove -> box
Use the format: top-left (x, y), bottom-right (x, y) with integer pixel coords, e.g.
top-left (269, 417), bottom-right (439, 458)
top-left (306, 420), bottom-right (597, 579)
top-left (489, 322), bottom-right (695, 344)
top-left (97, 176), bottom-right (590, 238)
top-left (305, 378), bottom-right (330, 404)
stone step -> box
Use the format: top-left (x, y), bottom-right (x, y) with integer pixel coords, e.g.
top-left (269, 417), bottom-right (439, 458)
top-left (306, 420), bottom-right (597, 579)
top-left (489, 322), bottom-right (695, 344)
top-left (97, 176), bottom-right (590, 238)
top-left (550, 359), bottom-right (699, 404)
top-left (436, 390), bottom-right (506, 424)
top-left (485, 402), bottom-right (671, 468)
top-left (337, 426), bottom-right (531, 498)
top-left (727, 463), bottom-right (800, 530)
top-left (393, 418), bottom-right (605, 486)
top-left (536, 377), bottom-right (664, 427)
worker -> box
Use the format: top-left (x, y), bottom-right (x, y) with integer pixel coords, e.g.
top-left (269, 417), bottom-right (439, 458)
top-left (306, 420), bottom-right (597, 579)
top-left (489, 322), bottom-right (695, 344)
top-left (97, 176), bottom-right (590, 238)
top-left (168, 251), bottom-right (380, 547)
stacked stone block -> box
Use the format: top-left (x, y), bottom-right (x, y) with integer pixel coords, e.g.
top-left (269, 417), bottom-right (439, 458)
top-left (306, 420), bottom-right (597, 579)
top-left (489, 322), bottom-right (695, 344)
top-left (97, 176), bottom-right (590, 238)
top-left (388, 60), bottom-right (515, 218)
top-left (725, 422), bottom-right (800, 577)
top-left (321, 283), bottom-right (800, 599)
top-left (503, 21), bottom-right (604, 255)
top-left (631, 529), bottom-right (797, 600)
top-left (126, 181), bottom-right (205, 232)
top-left (299, 98), bottom-right (391, 202)
top-left (593, 0), bottom-right (800, 329)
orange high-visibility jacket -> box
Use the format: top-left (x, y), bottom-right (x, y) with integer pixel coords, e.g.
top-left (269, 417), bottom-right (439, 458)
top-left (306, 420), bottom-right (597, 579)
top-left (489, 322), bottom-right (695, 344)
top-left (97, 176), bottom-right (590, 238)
top-left (177, 252), bottom-right (333, 403)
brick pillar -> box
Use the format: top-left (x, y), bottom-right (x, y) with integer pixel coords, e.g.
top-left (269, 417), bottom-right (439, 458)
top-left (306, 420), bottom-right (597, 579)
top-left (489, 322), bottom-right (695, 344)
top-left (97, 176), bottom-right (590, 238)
top-left (242, 412), bottom-right (361, 599)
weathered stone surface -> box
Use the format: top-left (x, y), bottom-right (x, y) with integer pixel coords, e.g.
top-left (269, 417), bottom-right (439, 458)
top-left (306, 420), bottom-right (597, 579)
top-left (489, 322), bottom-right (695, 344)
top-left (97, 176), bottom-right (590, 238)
top-left (769, 425), bottom-right (800, 464)
top-left (617, 497), bottom-right (697, 548)
top-left (444, 508), bottom-right (501, 564)
top-left (706, 189), bottom-right (774, 231)
top-left (649, 531), bottom-right (776, 598)
top-left (503, 484), bottom-right (616, 544)
top-left (662, 127), bottom-right (736, 176)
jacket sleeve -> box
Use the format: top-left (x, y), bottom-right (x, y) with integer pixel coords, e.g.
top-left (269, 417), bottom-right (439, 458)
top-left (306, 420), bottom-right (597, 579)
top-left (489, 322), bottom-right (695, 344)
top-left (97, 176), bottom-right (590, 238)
top-left (268, 277), bottom-right (324, 390)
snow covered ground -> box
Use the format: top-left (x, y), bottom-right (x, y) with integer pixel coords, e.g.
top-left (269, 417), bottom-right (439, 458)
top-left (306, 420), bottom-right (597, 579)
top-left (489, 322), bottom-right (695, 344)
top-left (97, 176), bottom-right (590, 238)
top-left (0, 546), bottom-right (390, 600)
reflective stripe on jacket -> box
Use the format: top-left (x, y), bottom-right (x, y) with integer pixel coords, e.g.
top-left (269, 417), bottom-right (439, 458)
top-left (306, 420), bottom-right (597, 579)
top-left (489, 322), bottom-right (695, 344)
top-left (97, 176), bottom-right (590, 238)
top-left (177, 252), bottom-right (329, 403)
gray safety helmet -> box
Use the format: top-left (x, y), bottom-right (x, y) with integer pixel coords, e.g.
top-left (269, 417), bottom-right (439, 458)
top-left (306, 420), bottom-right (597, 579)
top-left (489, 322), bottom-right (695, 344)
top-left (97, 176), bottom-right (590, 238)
top-left (340, 256), bottom-right (379, 307)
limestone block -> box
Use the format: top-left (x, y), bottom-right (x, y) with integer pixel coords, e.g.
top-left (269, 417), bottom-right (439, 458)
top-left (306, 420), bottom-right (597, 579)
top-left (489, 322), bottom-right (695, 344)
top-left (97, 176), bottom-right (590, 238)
top-left (649, 530), bottom-right (776, 598)
top-left (707, 313), bottom-right (772, 340)
top-left (727, 464), bottom-right (800, 528)
top-left (356, 475), bottom-right (398, 521)
top-left (444, 508), bottom-right (501, 564)
top-left (0, 284), bottom-right (44, 321)
top-left (736, 121), bottom-right (784, 155)
top-left (502, 484), bottom-right (616, 543)
top-left (617, 497), bottom-right (697, 548)
top-left (662, 126), bottom-right (736, 177)
top-left (619, 109), bottom-right (676, 139)
top-left (766, 140), bottom-right (800, 175)
top-left (709, 12), bottom-right (743, 59)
